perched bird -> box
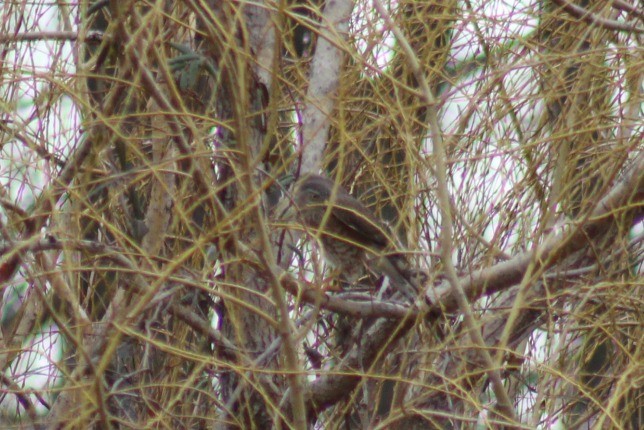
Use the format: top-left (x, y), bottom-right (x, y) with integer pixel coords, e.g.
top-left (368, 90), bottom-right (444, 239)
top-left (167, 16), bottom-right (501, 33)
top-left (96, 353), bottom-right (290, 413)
top-left (279, 173), bottom-right (419, 302)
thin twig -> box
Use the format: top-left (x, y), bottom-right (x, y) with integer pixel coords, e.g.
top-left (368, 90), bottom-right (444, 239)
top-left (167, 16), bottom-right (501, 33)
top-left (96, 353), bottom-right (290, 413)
top-left (551, 0), bottom-right (644, 33)
top-left (373, 0), bottom-right (519, 423)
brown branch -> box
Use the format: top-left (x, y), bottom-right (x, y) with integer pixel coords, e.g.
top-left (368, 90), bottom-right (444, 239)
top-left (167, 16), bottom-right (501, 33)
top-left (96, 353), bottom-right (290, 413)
top-left (439, 151), bottom-right (644, 312)
top-left (0, 373), bottom-right (40, 423)
top-left (551, 0), bottom-right (644, 33)
top-left (0, 31), bottom-right (104, 43)
top-left (612, 0), bottom-right (644, 21)
top-left (279, 271), bottom-right (412, 319)
top-left (6, 150), bottom-right (642, 422)
top-left (0, 31), bottom-right (78, 42)
top-left (5, 151), bottom-right (642, 421)
top-left (307, 151), bottom-right (644, 414)
top-left (2, 236), bottom-right (412, 319)
top-left (0, 237), bottom-right (242, 358)
top-left (374, 0), bottom-right (517, 422)
top-left (300, 0), bottom-right (355, 173)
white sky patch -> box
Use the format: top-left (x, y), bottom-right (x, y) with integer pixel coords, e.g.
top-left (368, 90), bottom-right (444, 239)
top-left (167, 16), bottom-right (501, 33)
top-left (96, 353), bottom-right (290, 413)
top-left (1, 3), bottom-right (79, 206)
top-left (353, 0), bottom-right (396, 74)
top-left (1, 3), bottom-right (77, 418)
top-left (1, 324), bottom-right (63, 415)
